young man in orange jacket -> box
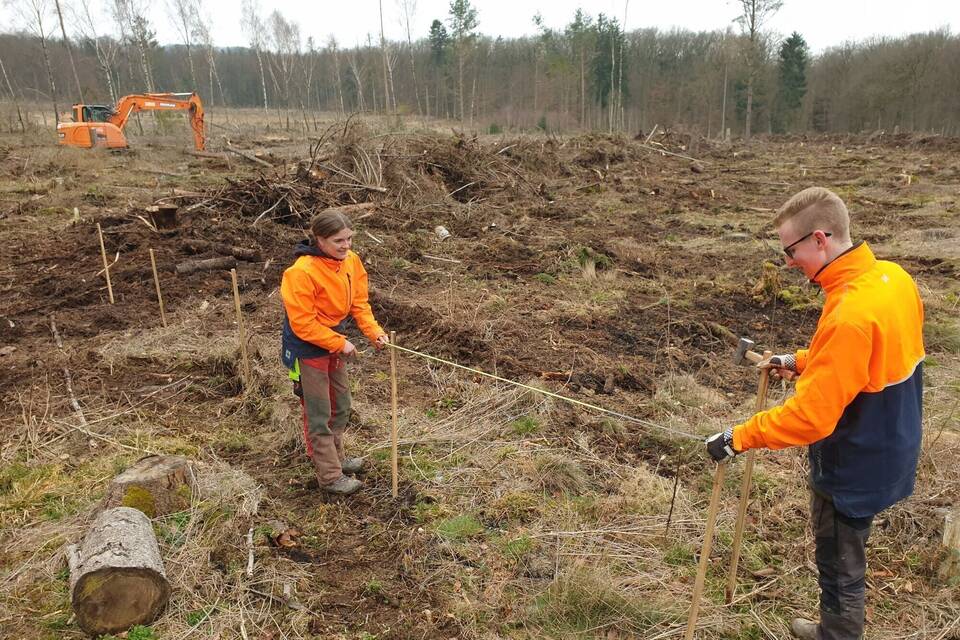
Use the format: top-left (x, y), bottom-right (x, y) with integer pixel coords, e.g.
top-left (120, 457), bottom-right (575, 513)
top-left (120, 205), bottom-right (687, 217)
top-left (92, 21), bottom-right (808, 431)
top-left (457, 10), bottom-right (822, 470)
top-left (706, 187), bottom-right (925, 640)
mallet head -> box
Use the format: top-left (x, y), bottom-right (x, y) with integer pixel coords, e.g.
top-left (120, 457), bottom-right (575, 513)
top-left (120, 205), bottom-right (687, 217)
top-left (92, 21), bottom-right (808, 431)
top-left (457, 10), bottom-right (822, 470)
top-left (733, 337), bottom-right (756, 365)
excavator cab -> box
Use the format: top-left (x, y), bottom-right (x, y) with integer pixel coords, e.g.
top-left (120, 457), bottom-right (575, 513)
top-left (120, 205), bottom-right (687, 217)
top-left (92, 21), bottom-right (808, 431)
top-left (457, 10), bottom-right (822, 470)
top-left (73, 105), bottom-right (115, 123)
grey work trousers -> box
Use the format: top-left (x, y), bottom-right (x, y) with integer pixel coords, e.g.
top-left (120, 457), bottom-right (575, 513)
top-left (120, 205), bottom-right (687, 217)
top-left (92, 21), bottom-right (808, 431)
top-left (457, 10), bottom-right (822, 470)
top-left (811, 491), bottom-right (874, 640)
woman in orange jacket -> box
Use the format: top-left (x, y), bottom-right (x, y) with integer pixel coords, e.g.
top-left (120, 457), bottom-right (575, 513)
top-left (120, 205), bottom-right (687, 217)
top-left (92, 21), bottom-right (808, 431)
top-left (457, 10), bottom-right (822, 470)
top-left (280, 209), bottom-right (389, 495)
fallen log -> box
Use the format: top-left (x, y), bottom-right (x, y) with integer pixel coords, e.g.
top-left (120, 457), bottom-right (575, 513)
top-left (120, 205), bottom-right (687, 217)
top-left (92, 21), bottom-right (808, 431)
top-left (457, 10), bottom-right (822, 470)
top-left (101, 455), bottom-right (195, 518)
top-left (176, 255), bottom-right (237, 275)
top-left (67, 507), bottom-right (170, 636)
top-left (225, 143), bottom-right (273, 168)
top-left (181, 238), bottom-right (262, 261)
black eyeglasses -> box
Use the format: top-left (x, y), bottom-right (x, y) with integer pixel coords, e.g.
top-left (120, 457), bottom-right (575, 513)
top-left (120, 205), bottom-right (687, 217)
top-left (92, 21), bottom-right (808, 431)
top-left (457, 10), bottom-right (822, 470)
top-left (783, 231), bottom-right (831, 258)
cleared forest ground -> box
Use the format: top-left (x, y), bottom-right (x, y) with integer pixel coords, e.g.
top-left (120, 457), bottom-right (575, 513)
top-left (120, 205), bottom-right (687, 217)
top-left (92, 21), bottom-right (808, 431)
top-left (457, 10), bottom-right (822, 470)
top-left (1, 114), bottom-right (958, 639)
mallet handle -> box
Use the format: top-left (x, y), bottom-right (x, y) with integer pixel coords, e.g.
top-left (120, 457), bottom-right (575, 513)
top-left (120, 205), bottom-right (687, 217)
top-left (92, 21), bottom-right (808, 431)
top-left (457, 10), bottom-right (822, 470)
top-left (725, 349), bottom-right (772, 604)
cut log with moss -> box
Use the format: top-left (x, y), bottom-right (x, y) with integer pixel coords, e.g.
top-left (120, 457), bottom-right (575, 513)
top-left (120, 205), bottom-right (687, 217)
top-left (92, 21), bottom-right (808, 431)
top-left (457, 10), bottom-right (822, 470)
top-left (66, 507), bottom-right (170, 636)
top-left (101, 455), bottom-right (195, 518)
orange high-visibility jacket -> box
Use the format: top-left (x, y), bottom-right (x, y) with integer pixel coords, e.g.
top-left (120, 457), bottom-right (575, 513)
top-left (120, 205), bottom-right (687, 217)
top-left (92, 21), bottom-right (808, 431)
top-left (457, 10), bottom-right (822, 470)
top-left (733, 242), bottom-right (925, 517)
top-left (280, 242), bottom-right (384, 359)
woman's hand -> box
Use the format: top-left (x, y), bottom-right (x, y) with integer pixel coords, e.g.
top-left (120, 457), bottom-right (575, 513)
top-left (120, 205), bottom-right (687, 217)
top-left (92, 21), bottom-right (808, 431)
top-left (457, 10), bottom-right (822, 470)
top-left (341, 340), bottom-right (357, 357)
top-left (375, 334), bottom-right (390, 350)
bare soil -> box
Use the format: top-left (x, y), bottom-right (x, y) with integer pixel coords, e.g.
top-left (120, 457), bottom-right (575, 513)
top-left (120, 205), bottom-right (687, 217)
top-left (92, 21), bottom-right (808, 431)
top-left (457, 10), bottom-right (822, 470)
top-left (1, 115), bottom-right (958, 639)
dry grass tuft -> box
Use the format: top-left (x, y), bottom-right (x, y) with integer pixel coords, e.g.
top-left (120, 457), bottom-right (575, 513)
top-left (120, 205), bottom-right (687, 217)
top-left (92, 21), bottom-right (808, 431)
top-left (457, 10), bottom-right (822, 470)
top-left (531, 453), bottom-right (590, 496)
top-left (529, 565), bottom-right (672, 637)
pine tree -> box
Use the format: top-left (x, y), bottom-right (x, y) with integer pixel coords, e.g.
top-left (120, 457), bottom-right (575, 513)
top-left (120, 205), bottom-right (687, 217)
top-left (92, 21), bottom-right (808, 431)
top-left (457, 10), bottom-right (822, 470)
top-left (777, 31), bottom-right (808, 130)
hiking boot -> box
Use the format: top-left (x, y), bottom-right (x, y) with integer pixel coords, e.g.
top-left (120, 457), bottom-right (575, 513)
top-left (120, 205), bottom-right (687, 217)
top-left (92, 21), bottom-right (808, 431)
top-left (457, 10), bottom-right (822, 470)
top-left (340, 457), bottom-right (365, 474)
top-left (790, 618), bottom-right (818, 640)
top-left (322, 475), bottom-right (362, 495)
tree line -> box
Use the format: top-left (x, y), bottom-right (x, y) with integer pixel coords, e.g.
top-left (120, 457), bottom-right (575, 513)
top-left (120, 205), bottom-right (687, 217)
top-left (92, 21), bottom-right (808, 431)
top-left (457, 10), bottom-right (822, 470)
top-left (1, 0), bottom-right (958, 137)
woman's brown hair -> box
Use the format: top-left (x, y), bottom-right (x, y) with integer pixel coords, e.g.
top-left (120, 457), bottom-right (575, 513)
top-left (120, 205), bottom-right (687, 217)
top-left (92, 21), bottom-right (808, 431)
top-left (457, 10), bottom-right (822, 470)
top-left (309, 208), bottom-right (353, 239)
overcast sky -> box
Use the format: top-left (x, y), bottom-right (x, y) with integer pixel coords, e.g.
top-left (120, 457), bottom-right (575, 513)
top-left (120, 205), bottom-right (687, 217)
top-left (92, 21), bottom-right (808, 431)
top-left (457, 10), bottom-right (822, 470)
top-left (2, 0), bottom-right (956, 54)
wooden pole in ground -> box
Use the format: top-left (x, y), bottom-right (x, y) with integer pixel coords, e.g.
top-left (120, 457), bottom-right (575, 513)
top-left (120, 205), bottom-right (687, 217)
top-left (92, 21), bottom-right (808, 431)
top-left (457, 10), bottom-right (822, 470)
top-left (390, 331), bottom-right (399, 498)
top-left (684, 461), bottom-right (727, 640)
top-left (96, 222), bottom-right (114, 304)
top-left (148, 249), bottom-right (167, 327)
top-left (230, 268), bottom-right (252, 385)
top-left (725, 349), bottom-right (772, 604)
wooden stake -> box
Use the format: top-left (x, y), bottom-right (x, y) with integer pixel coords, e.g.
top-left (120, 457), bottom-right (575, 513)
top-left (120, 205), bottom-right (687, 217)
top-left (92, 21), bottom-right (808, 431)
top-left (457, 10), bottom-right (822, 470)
top-left (96, 222), bottom-right (114, 304)
top-left (149, 249), bottom-right (167, 327)
top-left (684, 461), bottom-right (727, 640)
top-left (725, 349), bottom-right (772, 604)
top-left (230, 269), bottom-right (252, 385)
top-left (390, 330), bottom-right (399, 498)
top-left (663, 452), bottom-right (682, 539)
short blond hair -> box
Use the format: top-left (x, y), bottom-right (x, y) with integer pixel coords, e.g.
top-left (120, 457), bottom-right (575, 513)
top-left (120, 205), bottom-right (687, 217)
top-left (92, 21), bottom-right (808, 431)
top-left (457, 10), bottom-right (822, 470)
top-left (774, 187), bottom-right (851, 242)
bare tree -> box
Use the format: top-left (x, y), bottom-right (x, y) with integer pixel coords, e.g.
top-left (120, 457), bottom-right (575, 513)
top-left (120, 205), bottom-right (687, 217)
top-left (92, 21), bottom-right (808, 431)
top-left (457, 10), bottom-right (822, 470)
top-left (53, 0), bottom-right (84, 101)
top-left (240, 0), bottom-right (269, 112)
top-left (397, 0), bottom-right (421, 114)
top-left (378, 0), bottom-right (395, 112)
top-left (448, 0), bottom-right (478, 121)
top-left (327, 36), bottom-right (345, 115)
top-left (8, 0), bottom-right (60, 123)
top-left (0, 54), bottom-right (27, 131)
top-left (113, 0), bottom-right (158, 92)
top-left (267, 10), bottom-right (300, 128)
top-left (167, 0), bottom-right (199, 88)
top-left (76, 0), bottom-right (120, 103)
top-left (346, 45), bottom-right (366, 111)
top-left (736, 0), bottom-right (782, 140)
top-left (616, 0), bottom-right (629, 130)
top-left (193, 10), bottom-right (227, 117)
top-left (301, 36), bottom-right (317, 124)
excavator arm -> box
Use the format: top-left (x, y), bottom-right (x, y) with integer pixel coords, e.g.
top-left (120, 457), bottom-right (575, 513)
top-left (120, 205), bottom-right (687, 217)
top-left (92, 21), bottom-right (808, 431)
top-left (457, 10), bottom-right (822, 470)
top-left (58, 92), bottom-right (205, 151)
top-left (110, 93), bottom-right (205, 151)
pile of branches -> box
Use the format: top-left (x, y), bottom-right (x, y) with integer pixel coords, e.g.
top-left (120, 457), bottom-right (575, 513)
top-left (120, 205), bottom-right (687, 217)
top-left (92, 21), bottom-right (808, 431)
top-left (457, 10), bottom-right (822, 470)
top-left (213, 121), bottom-right (558, 224)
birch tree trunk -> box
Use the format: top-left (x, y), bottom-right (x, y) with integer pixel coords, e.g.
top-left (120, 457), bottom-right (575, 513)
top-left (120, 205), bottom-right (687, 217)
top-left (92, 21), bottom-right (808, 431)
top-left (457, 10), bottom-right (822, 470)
top-left (54, 0), bottom-right (83, 102)
top-left (0, 55), bottom-right (26, 132)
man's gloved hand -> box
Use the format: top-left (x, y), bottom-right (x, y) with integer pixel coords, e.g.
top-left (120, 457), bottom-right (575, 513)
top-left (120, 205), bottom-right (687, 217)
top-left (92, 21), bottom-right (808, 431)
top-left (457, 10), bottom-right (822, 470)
top-left (757, 354), bottom-right (798, 381)
top-left (705, 427), bottom-right (738, 462)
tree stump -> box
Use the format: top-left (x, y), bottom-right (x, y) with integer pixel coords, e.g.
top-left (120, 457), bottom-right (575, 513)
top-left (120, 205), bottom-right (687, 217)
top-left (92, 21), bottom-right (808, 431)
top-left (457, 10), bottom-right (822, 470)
top-left (67, 507), bottom-right (171, 636)
top-left (101, 455), bottom-right (195, 518)
top-left (939, 507), bottom-right (960, 582)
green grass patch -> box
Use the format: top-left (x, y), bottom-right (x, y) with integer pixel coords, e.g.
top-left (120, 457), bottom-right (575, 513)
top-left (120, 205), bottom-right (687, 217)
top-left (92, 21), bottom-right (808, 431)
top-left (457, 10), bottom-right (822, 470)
top-left (496, 534), bottom-right (536, 562)
top-left (664, 542), bottom-right (695, 566)
top-left (412, 498), bottom-right (448, 524)
top-left (533, 272), bottom-right (557, 285)
top-left (155, 510), bottom-right (192, 548)
top-left (510, 416), bottom-right (540, 437)
top-left (364, 578), bottom-right (384, 595)
top-left (435, 514), bottom-right (485, 542)
top-left (102, 625), bottom-right (158, 640)
top-left (186, 606), bottom-right (215, 626)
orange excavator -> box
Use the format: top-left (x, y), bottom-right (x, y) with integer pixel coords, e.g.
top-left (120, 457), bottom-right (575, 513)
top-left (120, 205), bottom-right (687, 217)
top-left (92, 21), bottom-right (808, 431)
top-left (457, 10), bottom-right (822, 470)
top-left (57, 92), bottom-right (205, 151)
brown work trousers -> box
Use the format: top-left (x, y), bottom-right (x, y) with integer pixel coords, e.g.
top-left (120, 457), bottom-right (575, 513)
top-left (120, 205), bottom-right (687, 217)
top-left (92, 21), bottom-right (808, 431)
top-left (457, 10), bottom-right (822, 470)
top-left (299, 354), bottom-right (352, 486)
